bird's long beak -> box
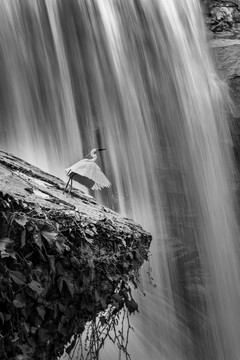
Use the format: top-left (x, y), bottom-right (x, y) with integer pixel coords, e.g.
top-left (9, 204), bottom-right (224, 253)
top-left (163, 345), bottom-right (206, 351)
top-left (98, 148), bottom-right (106, 152)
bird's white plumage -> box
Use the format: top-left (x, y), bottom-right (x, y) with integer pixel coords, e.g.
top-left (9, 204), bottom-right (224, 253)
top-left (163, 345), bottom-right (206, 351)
top-left (65, 149), bottom-right (111, 191)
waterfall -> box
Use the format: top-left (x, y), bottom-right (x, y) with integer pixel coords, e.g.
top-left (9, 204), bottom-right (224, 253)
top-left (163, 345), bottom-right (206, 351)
top-left (1, 0), bottom-right (240, 359)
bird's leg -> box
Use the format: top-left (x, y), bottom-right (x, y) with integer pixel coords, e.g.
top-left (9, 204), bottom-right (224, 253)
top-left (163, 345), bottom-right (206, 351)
top-left (63, 176), bottom-right (71, 193)
top-left (69, 178), bottom-right (73, 192)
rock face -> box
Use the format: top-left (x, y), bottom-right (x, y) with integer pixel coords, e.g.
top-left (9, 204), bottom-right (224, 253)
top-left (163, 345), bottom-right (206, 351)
top-left (204, 0), bottom-right (240, 81)
top-left (0, 150), bottom-right (151, 360)
top-left (210, 39), bottom-right (240, 79)
top-left (203, 0), bottom-right (240, 32)
top-left (203, 0), bottom-right (240, 168)
top-left (209, 37), bottom-right (240, 167)
top-left (202, 0), bottom-right (240, 81)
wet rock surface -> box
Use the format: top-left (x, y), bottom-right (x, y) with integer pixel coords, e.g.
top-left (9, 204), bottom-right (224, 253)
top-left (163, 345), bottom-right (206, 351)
top-left (205, 1), bottom-right (240, 180)
top-left (203, 0), bottom-right (240, 34)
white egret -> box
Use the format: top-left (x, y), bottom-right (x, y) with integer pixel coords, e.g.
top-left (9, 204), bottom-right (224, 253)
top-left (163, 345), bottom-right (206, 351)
top-left (64, 148), bottom-right (111, 193)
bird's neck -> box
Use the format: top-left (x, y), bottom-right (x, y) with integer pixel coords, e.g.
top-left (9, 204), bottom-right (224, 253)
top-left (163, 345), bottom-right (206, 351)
top-left (90, 154), bottom-right (97, 162)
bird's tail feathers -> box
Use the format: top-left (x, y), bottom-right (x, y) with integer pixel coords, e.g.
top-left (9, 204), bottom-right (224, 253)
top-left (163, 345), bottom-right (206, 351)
top-left (92, 183), bottom-right (101, 190)
top-left (92, 182), bottom-right (111, 190)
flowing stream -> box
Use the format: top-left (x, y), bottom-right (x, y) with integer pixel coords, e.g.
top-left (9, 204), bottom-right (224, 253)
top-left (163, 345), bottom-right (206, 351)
top-left (1, 1), bottom-right (240, 359)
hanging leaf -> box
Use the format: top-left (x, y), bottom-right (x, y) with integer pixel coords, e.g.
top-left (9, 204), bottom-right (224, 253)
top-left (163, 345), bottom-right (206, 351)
top-left (28, 280), bottom-right (43, 295)
top-left (41, 223), bottom-right (55, 232)
top-left (48, 255), bottom-right (55, 275)
top-left (25, 251), bottom-right (34, 259)
top-left (85, 236), bottom-right (94, 244)
top-left (36, 305), bottom-right (45, 320)
top-left (30, 326), bottom-right (38, 335)
top-left (55, 237), bottom-right (68, 253)
top-left (94, 289), bottom-right (100, 303)
top-left (9, 270), bottom-right (26, 285)
top-left (41, 231), bottom-right (58, 245)
top-left (21, 229), bottom-right (26, 247)
top-left (1, 199), bottom-right (10, 208)
top-left (13, 294), bottom-right (25, 308)
top-left (54, 222), bottom-right (60, 231)
top-left (63, 278), bottom-right (75, 297)
top-left (0, 237), bottom-right (13, 250)
top-left (14, 214), bottom-right (27, 227)
top-left (6, 250), bottom-right (16, 259)
top-left (100, 297), bottom-right (107, 310)
top-left (12, 334), bottom-right (19, 343)
top-left (85, 228), bottom-right (94, 237)
top-left (25, 286), bottom-right (37, 300)
top-left (0, 312), bottom-right (4, 323)
top-left (27, 225), bottom-right (34, 232)
top-left (34, 204), bottom-right (43, 214)
top-left (57, 277), bottom-right (63, 293)
top-left (26, 335), bottom-right (37, 349)
top-left (21, 308), bottom-right (28, 319)
top-left (56, 262), bottom-right (65, 276)
top-left (0, 237), bottom-right (15, 259)
top-left (58, 302), bottom-right (65, 313)
top-left (1, 212), bottom-right (8, 221)
top-left (33, 231), bottom-right (43, 249)
top-left (125, 298), bottom-right (139, 314)
top-left (23, 322), bottom-right (30, 334)
top-left (91, 225), bottom-right (98, 235)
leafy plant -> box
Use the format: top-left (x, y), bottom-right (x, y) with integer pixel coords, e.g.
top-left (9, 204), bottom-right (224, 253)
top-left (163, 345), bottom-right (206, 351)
top-left (0, 195), bottom-right (151, 359)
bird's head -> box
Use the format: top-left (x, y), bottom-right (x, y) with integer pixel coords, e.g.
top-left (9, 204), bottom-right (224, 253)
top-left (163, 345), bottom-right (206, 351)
top-left (91, 148), bottom-right (106, 156)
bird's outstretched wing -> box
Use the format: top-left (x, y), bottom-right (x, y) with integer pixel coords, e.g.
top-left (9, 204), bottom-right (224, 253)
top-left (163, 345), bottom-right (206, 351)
top-left (67, 160), bottom-right (111, 190)
top-left (66, 159), bottom-right (84, 176)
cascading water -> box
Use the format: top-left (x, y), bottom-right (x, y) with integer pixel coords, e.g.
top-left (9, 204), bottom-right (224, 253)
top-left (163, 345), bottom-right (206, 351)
top-left (1, 0), bottom-right (240, 359)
